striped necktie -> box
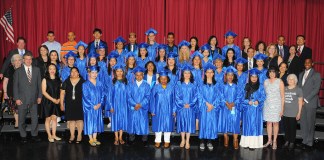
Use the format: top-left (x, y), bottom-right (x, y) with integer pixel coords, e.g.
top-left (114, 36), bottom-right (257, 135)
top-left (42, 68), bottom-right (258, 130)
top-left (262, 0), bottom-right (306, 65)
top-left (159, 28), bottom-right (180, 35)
top-left (27, 67), bottom-right (32, 83)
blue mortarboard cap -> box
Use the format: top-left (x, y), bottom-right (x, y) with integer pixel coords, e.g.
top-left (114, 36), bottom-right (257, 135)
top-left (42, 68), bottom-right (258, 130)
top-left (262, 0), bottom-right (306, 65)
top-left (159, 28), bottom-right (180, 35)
top-left (248, 68), bottom-right (261, 76)
top-left (75, 40), bottom-right (88, 49)
top-left (107, 51), bottom-right (119, 60)
top-left (200, 44), bottom-right (211, 52)
top-left (113, 36), bottom-right (126, 43)
top-left (113, 62), bottom-right (126, 71)
top-left (203, 63), bottom-right (216, 71)
top-left (235, 57), bottom-right (248, 64)
top-left (158, 68), bottom-right (169, 77)
top-left (181, 63), bottom-right (194, 72)
top-left (97, 43), bottom-right (107, 49)
top-left (138, 43), bottom-right (149, 49)
top-left (132, 66), bottom-right (146, 74)
top-left (190, 51), bottom-right (203, 59)
top-left (157, 44), bottom-right (168, 51)
top-left (167, 52), bottom-right (178, 59)
top-left (87, 52), bottom-right (100, 58)
top-left (225, 66), bottom-right (237, 74)
top-left (145, 28), bottom-right (158, 35)
top-left (64, 51), bottom-right (77, 59)
top-left (224, 30), bottom-right (238, 38)
top-left (254, 53), bottom-right (268, 60)
top-left (87, 65), bottom-right (100, 72)
top-left (213, 53), bottom-right (225, 61)
top-left (126, 51), bottom-right (136, 60)
top-left (178, 40), bottom-right (190, 48)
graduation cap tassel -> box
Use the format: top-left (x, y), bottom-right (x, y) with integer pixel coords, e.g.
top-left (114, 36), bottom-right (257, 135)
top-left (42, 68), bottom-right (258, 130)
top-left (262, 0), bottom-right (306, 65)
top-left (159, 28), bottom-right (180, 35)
top-left (87, 57), bottom-right (89, 67)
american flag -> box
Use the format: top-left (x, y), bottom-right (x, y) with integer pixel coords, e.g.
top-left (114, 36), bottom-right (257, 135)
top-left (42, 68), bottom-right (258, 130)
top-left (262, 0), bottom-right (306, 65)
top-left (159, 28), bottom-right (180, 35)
top-left (0, 8), bottom-right (14, 43)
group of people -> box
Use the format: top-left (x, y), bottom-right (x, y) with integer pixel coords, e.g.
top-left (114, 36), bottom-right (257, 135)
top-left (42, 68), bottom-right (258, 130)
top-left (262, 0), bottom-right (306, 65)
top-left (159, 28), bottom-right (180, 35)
top-left (0, 27), bottom-right (321, 151)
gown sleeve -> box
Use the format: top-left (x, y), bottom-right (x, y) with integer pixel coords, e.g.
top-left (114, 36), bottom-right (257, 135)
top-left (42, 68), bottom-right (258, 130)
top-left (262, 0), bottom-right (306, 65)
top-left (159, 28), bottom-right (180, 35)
top-left (175, 83), bottom-right (185, 111)
top-left (140, 84), bottom-right (151, 110)
top-left (127, 84), bottom-right (137, 110)
top-left (82, 83), bottom-right (94, 112)
top-left (149, 85), bottom-right (157, 114)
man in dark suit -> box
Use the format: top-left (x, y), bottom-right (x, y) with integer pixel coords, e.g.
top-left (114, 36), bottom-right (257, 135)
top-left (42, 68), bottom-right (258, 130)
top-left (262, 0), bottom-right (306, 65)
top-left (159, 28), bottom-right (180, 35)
top-left (298, 59), bottom-right (321, 150)
top-left (245, 47), bottom-right (257, 70)
top-left (87, 28), bottom-right (108, 54)
top-left (0, 37), bottom-right (32, 79)
top-left (275, 35), bottom-right (289, 61)
top-left (13, 52), bottom-right (42, 143)
top-left (296, 35), bottom-right (312, 68)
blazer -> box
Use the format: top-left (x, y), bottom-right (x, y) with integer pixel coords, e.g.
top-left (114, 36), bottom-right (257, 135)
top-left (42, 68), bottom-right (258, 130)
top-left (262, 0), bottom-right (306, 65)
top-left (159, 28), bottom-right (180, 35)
top-left (286, 56), bottom-right (302, 78)
top-left (298, 46), bottom-right (312, 68)
top-left (1, 49), bottom-right (32, 74)
top-left (13, 65), bottom-right (42, 105)
top-left (276, 45), bottom-right (289, 61)
top-left (298, 68), bottom-right (321, 109)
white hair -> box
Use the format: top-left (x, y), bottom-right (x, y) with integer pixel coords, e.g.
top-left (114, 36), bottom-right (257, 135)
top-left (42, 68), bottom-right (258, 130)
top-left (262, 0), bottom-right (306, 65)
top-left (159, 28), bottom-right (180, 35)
top-left (287, 74), bottom-right (298, 85)
top-left (11, 54), bottom-right (23, 63)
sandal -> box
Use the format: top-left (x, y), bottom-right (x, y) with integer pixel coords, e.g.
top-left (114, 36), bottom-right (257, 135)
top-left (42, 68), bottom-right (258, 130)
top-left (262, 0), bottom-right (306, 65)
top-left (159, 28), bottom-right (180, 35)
top-left (68, 136), bottom-right (75, 144)
top-left (114, 140), bottom-right (119, 146)
top-left (180, 141), bottom-right (185, 148)
top-left (119, 139), bottom-right (125, 145)
top-left (89, 140), bottom-right (96, 147)
top-left (76, 136), bottom-right (82, 144)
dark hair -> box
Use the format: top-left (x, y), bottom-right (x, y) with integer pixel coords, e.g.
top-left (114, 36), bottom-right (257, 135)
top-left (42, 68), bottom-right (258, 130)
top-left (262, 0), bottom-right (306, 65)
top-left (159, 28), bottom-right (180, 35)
top-left (289, 45), bottom-right (297, 52)
top-left (23, 52), bottom-right (33, 58)
top-left (138, 48), bottom-right (148, 57)
top-left (245, 75), bottom-right (260, 99)
top-left (76, 45), bottom-right (87, 58)
top-left (278, 62), bottom-right (288, 74)
top-left (224, 48), bottom-right (236, 67)
top-left (155, 50), bottom-right (166, 62)
top-left (278, 35), bottom-right (285, 39)
top-left (255, 41), bottom-right (267, 52)
top-left (247, 47), bottom-right (254, 52)
top-left (203, 72), bottom-right (216, 85)
top-left (38, 45), bottom-right (49, 56)
top-left (69, 67), bottom-right (80, 78)
top-left (189, 36), bottom-right (199, 51)
top-left (167, 32), bottom-right (175, 37)
top-left (296, 35), bottom-right (305, 40)
top-left (44, 63), bottom-right (60, 80)
top-left (47, 31), bottom-right (54, 35)
top-left (165, 62), bottom-right (178, 75)
top-left (145, 61), bottom-right (157, 74)
top-left (180, 71), bottom-right (194, 83)
top-left (224, 72), bottom-right (238, 84)
top-left (208, 35), bottom-right (218, 47)
top-left (191, 55), bottom-right (202, 69)
top-left (107, 59), bottom-right (117, 76)
top-left (242, 37), bottom-right (251, 49)
top-left (266, 66), bottom-right (279, 78)
top-left (17, 37), bottom-right (26, 43)
top-left (126, 57), bottom-right (136, 72)
top-left (158, 75), bottom-right (170, 83)
top-left (93, 28), bottom-right (102, 34)
top-left (49, 50), bottom-right (60, 63)
top-left (112, 70), bottom-right (127, 85)
top-left (87, 57), bottom-right (98, 66)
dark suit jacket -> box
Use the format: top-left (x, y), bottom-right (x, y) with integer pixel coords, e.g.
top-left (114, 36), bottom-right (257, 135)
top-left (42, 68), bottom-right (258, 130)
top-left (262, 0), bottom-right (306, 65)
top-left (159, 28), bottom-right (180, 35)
top-left (1, 49), bottom-right (32, 74)
top-left (275, 45), bottom-right (289, 61)
top-left (298, 46), bottom-right (312, 68)
top-left (87, 40), bottom-right (108, 54)
top-left (286, 56), bottom-right (302, 78)
top-left (13, 65), bottom-right (42, 105)
top-left (298, 68), bottom-right (321, 108)
top-left (244, 58), bottom-right (257, 70)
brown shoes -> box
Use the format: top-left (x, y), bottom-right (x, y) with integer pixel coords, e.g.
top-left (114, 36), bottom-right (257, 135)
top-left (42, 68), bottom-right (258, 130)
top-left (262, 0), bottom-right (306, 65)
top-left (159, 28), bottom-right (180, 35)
top-left (155, 142), bottom-right (161, 148)
top-left (164, 142), bottom-right (170, 148)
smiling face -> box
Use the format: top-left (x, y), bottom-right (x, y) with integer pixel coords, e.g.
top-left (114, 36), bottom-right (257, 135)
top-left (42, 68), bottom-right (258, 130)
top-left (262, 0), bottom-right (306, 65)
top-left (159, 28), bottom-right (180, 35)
top-left (304, 59), bottom-right (312, 70)
top-left (115, 69), bottom-right (124, 79)
top-left (89, 71), bottom-right (98, 79)
top-left (116, 42), bottom-right (124, 50)
top-left (226, 36), bottom-right (234, 44)
top-left (250, 75), bottom-right (258, 83)
top-left (70, 68), bottom-right (79, 78)
top-left (48, 64), bottom-right (57, 76)
top-left (183, 71), bottom-right (191, 80)
top-left (193, 56), bottom-right (201, 66)
top-left (140, 48), bottom-right (147, 57)
top-left (77, 46), bottom-right (85, 56)
top-left (147, 62), bottom-right (154, 72)
top-left (109, 58), bottom-right (117, 67)
top-left (205, 70), bottom-right (214, 79)
top-left (214, 59), bottom-right (223, 69)
top-left (159, 49), bottom-right (166, 58)
top-left (50, 52), bottom-right (58, 62)
top-left (67, 57), bottom-right (75, 67)
top-left (226, 73), bottom-right (234, 83)
top-left (148, 33), bottom-right (155, 42)
top-left (256, 60), bottom-right (264, 68)
top-left (168, 58), bottom-right (175, 66)
top-left (160, 76), bottom-right (168, 85)
top-left (202, 50), bottom-right (210, 58)
top-left (89, 57), bottom-right (97, 66)
top-left (236, 63), bottom-right (244, 72)
top-left (40, 46), bottom-right (48, 57)
top-left (135, 72), bottom-right (144, 81)
top-left (279, 63), bottom-right (287, 73)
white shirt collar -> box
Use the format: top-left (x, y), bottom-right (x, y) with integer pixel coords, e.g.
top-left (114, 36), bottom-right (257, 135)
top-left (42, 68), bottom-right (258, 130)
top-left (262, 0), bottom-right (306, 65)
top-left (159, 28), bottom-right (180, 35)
top-left (136, 80), bottom-right (143, 87)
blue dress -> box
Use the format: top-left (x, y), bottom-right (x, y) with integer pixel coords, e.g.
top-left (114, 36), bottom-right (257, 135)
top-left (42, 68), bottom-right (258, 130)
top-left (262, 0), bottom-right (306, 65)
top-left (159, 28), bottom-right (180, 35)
top-left (107, 81), bottom-right (128, 132)
top-left (75, 58), bottom-right (87, 79)
top-left (198, 83), bottom-right (220, 139)
top-left (175, 81), bottom-right (198, 133)
top-left (222, 45), bottom-right (241, 58)
top-left (218, 83), bottom-right (243, 134)
top-left (82, 80), bottom-right (105, 135)
top-left (147, 42), bottom-right (159, 60)
top-left (150, 84), bottom-right (176, 132)
top-left (127, 81), bottom-right (151, 135)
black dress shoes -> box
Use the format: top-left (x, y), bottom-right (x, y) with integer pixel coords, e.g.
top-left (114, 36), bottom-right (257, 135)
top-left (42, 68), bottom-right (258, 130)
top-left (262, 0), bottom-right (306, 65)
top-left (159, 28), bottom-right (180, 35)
top-left (21, 137), bottom-right (28, 144)
top-left (31, 136), bottom-right (42, 142)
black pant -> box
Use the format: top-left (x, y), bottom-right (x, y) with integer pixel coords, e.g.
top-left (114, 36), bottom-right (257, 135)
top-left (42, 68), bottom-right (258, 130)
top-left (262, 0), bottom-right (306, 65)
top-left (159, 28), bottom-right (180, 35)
top-left (283, 116), bottom-right (297, 143)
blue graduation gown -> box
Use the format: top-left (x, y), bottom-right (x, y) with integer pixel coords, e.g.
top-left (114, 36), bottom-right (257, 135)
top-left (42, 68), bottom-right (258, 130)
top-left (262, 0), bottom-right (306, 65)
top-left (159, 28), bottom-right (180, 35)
top-left (127, 81), bottom-right (151, 135)
top-left (125, 44), bottom-right (139, 56)
top-left (115, 49), bottom-right (128, 64)
top-left (198, 83), bottom-right (220, 139)
top-left (175, 81), bottom-right (198, 133)
top-left (61, 66), bottom-right (72, 82)
top-left (215, 68), bottom-right (226, 85)
top-left (82, 80), bottom-right (105, 135)
top-left (147, 42), bottom-right (159, 60)
top-left (144, 73), bottom-right (157, 89)
top-left (237, 71), bottom-right (248, 88)
top-left (218, 83), bottom-right (243, 134)
top-left (191, 68), bottom-right (203, 86)
top-left (76, 58), bottom-right (87, 79)
top-left (241, 85), bottom-right (266, 136)
top-left (222, 45), bottom-right (241, 58)
top-left (136, 57), bottom-right (152, 68)
top-left (167, 69), bottom-right (180, 87)
top-left (202, 59), bottom-right (212, 67)
top-left (150, 84), bottom-right (176, 132)
top-left (126, 68), bottom-right (135, 84)
top-left (155, 61), bottom-right (166, 73)
top-left (107, 81), bottom-right (128, 132)
top-left (257, 68), bottom-right (268, 84)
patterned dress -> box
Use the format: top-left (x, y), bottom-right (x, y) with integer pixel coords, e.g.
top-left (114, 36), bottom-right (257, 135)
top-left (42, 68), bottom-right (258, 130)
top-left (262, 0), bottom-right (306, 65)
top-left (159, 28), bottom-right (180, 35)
top-left (263, 78), bottom-right (282, 122)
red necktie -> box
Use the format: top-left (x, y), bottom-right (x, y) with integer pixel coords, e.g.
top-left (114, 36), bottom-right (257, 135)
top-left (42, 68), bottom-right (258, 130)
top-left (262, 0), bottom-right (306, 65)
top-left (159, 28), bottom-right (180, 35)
top-left (297, 47), bottom-right (301, 57)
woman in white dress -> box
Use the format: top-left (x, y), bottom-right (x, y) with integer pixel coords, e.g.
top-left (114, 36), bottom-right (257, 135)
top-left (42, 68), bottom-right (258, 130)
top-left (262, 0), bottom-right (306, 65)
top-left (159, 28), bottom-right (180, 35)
top-left (263, 67), bottom-right (285, 150)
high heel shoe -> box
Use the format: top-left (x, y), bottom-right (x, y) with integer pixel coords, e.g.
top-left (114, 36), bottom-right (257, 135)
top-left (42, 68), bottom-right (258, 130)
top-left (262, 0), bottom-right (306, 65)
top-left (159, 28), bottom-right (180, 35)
top-left (48, 138), bottom-right (54, 143)
top-left (272, 141), bottom-right (277, 150)
top-left (185, 143), bottom-right (190, 149)
top-left (53, 136), bottom-right (62, 141)
top-left (263, 141), bottom-right (272, 148)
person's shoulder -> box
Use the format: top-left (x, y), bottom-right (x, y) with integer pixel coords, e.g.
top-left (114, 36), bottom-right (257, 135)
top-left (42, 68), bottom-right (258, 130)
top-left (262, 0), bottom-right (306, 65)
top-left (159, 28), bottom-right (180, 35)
top-left (9, 48), bottom-right (18, 54)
